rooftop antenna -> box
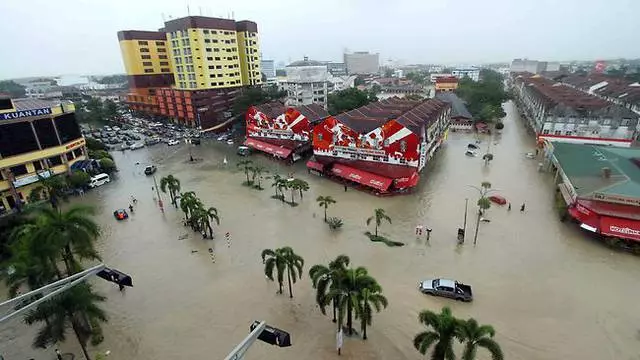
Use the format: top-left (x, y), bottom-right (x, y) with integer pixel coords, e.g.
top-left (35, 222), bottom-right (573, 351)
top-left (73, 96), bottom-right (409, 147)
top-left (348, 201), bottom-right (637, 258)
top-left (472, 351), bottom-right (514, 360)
top-left (187, 5), bottom-right (190, 16)
top-left (199, 7), bottom-right (202, 16)
top-left (232, 11), bottom-right (235, 19)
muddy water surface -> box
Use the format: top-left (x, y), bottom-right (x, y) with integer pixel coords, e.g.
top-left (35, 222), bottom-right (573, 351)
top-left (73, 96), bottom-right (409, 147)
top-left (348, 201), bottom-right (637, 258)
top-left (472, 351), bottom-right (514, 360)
top-left (3, 101), bottom-right (640, 360)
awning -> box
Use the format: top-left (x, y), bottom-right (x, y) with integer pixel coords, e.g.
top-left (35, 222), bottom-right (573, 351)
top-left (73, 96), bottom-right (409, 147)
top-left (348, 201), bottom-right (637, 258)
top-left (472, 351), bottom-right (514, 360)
top-left (395, 172), bottom-right (420, 189)
top-left (331, 164), bottom-right (392, 192)
top-left (244, 138), bottom-right (292, 158)
top-left (600, 216), bottom-right (640, 242)
top-left (306, 160), bottom-right (324, 172)
top-left (568, 206), bottom-right (599, 232)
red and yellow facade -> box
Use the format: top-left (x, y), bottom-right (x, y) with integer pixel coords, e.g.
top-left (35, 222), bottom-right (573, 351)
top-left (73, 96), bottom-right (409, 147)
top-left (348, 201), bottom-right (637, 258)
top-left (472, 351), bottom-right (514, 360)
top-left (308, 98), bottom-right (450, 194)
top-left (435, 76), bottom-right (458, 92)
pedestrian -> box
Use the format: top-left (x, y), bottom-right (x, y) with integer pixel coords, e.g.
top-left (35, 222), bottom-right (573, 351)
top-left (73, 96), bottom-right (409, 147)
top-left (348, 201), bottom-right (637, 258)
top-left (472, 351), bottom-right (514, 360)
top-left (508, 203), bottom-right (511, 211)
top-left (129, 204), bottom-right (134, 212)
top-left (118, 283), bottom-right (125, 291)
top-left (535, 148), bottom-right (539, 156)
top-left (520, 203), bottom-right (526, 212)
top-left (344, 185), bottom-right (348, 192)
top-left (55, 349), bottom-right (63, 360)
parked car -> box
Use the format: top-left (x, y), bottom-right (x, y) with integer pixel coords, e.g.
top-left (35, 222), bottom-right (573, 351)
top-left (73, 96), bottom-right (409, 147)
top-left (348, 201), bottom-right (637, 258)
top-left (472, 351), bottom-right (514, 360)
top-left (189, 138), bottom-right (201, 145)
top-left (145, 138), bottom-right (160, 146)
top-left (167, 139), bottom-right (180, 146)
top-left (144, 165), bottom-right (157, 175)
top-left (113, 209), bottom-right (129, 220)
top-left (226, 139), bottom-right (234, 145)
top-left (489, 195), bottom-right (507, 205)
top-left (130, 143), bottom-right (144, 150)
top-left (418, 278), bottom-right (473, 302)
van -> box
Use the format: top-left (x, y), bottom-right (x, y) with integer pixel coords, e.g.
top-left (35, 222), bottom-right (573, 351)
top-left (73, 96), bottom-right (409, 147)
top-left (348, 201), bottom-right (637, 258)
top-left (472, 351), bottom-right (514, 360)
top-left (89, 173), bottom-right (111, 188)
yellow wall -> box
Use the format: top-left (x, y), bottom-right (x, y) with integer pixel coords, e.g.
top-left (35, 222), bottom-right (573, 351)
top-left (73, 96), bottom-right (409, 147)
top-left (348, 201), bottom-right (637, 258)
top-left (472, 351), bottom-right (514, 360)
top-left (237, 31), bottom-right (262, 86)
top-left (0, 138), bottom-right (85, 172)
top-left (119, 38), bottom-right (171, 76)
top-left (435, 82), bottom-right (458, 91)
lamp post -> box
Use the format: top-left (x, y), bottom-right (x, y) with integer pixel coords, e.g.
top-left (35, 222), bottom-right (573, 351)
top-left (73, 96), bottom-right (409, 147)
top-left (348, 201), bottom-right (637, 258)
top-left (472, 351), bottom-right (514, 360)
top-left (152, 174), bottom-right (163, 211)
top-left (468, 183), bottom-right (496, 245)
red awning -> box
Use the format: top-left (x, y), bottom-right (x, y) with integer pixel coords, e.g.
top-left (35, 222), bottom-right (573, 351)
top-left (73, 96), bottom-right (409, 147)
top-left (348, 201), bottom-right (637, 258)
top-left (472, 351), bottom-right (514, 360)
top-left (244, 138), bottom-right (292, 158)
top-left (568, 206), bottom-right (600, 232)
top-left (600, 216), bottom-right (640, 242)
top-left (331, 164), bottom-right (392, 192)
top-left (395, 172), bottom-right (420, 189)
top-left (306, 160), bottom-right (324, 172)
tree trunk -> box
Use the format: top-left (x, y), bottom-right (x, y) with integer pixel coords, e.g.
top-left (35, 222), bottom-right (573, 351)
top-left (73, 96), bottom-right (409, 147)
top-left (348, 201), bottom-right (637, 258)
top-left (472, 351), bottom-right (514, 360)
top-left (332, 299), bottom-right (337, 323)
top-left (287, 267), bottom-right (293, 298)
top-left (347, 298), bottom-right (353, 335)
top-left (291, 189), bottom-right (295, 203)
top-left (473, 208), bottom-right (481, 245)
top-left (299, 189), bottom-right (303, 198)
top-left (245, 170), bottom-right (250, 184)
top-left (362, 319), bottom-right (367, 340)
top-left (375, 223), bottom-right (378, 237)
top-left (324, 207), bottom-right (328, 222)
top-left (70, 316), bottom-right (91, 360)
top-left (278, 279), bottom-right (283, 294)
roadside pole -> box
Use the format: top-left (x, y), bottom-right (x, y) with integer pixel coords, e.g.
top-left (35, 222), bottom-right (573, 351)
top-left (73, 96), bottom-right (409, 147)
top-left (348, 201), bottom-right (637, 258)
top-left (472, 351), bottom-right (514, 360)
top-left (152, 174), bottom-right (164, 212)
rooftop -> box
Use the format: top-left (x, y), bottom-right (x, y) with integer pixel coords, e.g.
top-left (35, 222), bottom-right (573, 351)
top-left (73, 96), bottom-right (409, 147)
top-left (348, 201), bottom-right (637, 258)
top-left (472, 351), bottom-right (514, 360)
top-left (551, 142), bottom-right (640, 200)
top-left (435, 92), bottom-right (472, 119)
top-left (287, 58), bottom-right (325, 67)
top-left (12, 98), bottom-right (62, 111)
top-left (254, 101), bottom-right (329, 123)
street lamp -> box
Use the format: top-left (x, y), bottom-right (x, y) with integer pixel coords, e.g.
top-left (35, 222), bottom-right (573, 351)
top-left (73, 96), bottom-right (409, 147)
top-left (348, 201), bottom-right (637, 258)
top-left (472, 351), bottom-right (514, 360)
top-left (467, 183), bottom-right (498, 245)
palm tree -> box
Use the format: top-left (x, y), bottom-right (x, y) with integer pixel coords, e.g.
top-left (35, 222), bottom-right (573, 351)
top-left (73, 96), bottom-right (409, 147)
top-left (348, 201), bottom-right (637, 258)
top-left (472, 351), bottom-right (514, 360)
top-left (251, 165), bottom-right (268, 189)
top-left (30, 174), bottom-right (69, 209)
top-left (324, 266), bottom-right (378, 336)
top-left (197, 206), bottom-right (220, 238)
top-left (458, 318), bottom-right (504, 360)
top-left (271, 174), bottom-right (283, 198)
top-left (471, 181), bottom-right (493, 245)
top-left (366, 208), bottom-right (392, 237)
top-left (356, 284), bottom-right (388, 340)
top-left (261, 247), bottom-right (304, 298)
top-left (316, 196), bottom-right (337, 222)
top-left (179, 191), bottom-right (200, 222)
top-left (413, 307), bottom-right (461, 360)
top-left (160, 175), bottom-right (181, 206)
top-left (25, 283), bottom-right (108, 360)
top-left (237, 159), bottom-right (254, 185)
top-left (309, 254), bottom-right (350, 322)
top-left (288, 179), bottom-right (298, 203)
top-left (30, 206), bottom-right (101, 276)
top-left (293, 179), bottom-right (310, 199)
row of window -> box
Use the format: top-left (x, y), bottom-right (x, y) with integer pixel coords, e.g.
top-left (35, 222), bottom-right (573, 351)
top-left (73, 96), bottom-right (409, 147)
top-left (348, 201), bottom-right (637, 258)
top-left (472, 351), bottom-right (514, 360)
top-left (140, 47), bottom-right (166, 53)
top-left (138, 40), bottom-right (165, 46)
top-left (175, 65), bottom-right (195, 72)
top-left (207, 56), bottom-right (239, 61)
top-left (142, 61), bottom-right (169, 66)
top-left (140, 54), bottom-right (169, 60)
top-left (144, 68), bottom-right (170, 73)
top-left (169, 29), bottom-right (237, 39)
top-left (177, 80), bottom-right (242, 88)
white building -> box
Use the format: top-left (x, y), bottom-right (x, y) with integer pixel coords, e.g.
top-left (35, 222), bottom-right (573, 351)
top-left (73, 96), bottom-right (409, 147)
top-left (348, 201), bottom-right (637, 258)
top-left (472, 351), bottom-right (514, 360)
top-left (261, 59), bottom-right (276, 82)
top-left (510, 59), bottom-right (560, 74)
top-left (344, 51), bottom-right (379, 75)
top-left (451, 67), bottom-right (480, 82)
top-left (284, 57), bottom-right (330, 107)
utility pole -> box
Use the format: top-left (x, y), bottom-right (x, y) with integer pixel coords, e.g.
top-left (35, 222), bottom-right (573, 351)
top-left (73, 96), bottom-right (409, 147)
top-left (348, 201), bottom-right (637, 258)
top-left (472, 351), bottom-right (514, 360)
top-left (462, 198), bottom-right (468, 243)
top-left (152, 174), bottom-right (164, 211)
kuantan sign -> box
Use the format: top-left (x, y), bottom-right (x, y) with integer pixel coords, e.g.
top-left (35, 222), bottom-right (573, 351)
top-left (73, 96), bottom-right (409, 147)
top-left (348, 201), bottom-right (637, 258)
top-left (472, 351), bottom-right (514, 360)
top-left (65, 139), bottom-right (86, 150)
top-left (334, 145), bottom-right (386, 157)
top-left (1, 107), bottom-right (52, 121)
top-left (13, 170), bottom-right (52, 188)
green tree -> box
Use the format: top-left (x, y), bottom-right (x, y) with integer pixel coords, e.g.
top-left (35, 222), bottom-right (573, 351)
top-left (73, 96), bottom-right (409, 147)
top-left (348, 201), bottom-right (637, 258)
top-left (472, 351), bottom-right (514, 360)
top-left (316, 195), bottom-right (337, 222)
top-left (293, 178), bottom-right (309, 199)
top-left (309, 254), bottom-right (350, 323)
top-left (194, 205), bottom-right (220, 238)
top-left (328, 87), bottom-right (376, 115)
top-left (458, 318), bottom-right (504, 360)
top-left (102, 100), bottom-right (118, 122)
top-left (178, 191), bottom-right (199, 222)
top-left (471, 181), bottom-right (493, 245)
top-left (85, 137), bottom-right (108, 151)
top-left (29, 175), bottom-right (68, 208)
top-left (271, 174), bottom-right (283, 199)
top-left (25, 283), bottom-right (107, 360)
top-left (413, 307), bottom-right (461, 360)
top-left (68, 171), bottom-right (90, 188)
top-left (0, 80), bottom-right (26, 98)
top-left (250, 165), bottom-right (268, 189)
top-left (232, 86), bottom-right (286, 116)
top-left (160, 175), bottom-right (181, 206)
top-left (98, 158), bottom-right (116, 174)
top-left (261, 247), bottom-right (304, 298)
top-left (356, 283), bottom-right (388, 340)
top-left (237, 160), bottom-right (254, 185)
top-left (366, 208), bottom-right (392, 237)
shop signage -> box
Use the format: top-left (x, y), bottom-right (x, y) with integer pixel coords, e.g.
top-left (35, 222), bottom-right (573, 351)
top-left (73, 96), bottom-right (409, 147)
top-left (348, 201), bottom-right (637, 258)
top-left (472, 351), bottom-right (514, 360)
top-left (65, 139), bottom-right (86, 150)
top-left (1, 107), bottom-right (51, 121)
top-left (334, 145), bottom-right (385, 157)
top-left (593, 193), bottom-right (640, 206)
top-left (608, 225), bottom-right (640, 237)
top-left (576, 203), bottom-right (591, 216)
top-left (13, 170), bottom-right (52, 188)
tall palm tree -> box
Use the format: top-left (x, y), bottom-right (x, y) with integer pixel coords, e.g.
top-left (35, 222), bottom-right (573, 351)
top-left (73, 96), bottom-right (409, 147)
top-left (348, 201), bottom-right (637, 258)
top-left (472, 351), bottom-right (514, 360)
top-left (30, 206), bottom-right (101, 276)
top-left (24, 283), bottom-right (107, 360)
top-left (413, 307), bottom-right (461, 360)
top-left (309, 254), bottom-right (350, 322)
top-left (472, 181), bottom-right (493, 245)
top-left (271, 174), bottom-right (283, 198)
top-left (251, 165), bottom-right (268, 189)
top-left (324, 266), bottom-right (378, 336)
top-left (179, 191), bottom-right (200, 222)
top-left (261, 247), bottom-right (304, 298)
top-left (237, 160), bottom-right (254, 185)
top-left (458, 318), bottom-right (504, 360)
top-left (160, 175), bottom-right (181, 206)
top-left (366, 208), bottom-right (392, 237)
top-left (194, 205), bottom-right (220, 238)
top-left (356, 284), bottom-right (388, 340)
top-left (316, 196), bottom-right (337, 222)
top-left (294, 179), bottom-right (309, 199)
top-left (30, 174), bottom-right (69, 209)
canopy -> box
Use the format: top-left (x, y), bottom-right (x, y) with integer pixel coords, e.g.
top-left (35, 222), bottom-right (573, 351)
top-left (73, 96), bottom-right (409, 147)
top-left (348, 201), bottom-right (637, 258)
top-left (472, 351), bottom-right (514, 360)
top-left (331, 164), bottom-right (392, 192)
top-left (600, 216), bottom-right (640, 242)
top-left (306, 160), bottom-right (324, 172)
top-left (244, 138), bottom-right (292, 158)
top-left (395, 172), bottom-right (420, 189)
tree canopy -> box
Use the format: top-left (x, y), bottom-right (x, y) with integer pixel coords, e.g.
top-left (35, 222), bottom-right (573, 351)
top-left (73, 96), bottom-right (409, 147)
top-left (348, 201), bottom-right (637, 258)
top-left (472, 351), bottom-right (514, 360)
top-left (0, 80), bottom-right (26, 98)
top-left (94, 75), bottom-right (127, 85)
top-left (328, 87), bottom-right (377, 115)
top-left (456, 69), bottom-right (509, 122)
top-left (232, 85), bottom-right (286, 116)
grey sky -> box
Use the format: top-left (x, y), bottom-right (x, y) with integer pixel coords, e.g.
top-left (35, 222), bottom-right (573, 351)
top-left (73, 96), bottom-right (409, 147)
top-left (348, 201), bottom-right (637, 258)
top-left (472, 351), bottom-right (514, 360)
top-left (0, 0), bottom-right (638, 79)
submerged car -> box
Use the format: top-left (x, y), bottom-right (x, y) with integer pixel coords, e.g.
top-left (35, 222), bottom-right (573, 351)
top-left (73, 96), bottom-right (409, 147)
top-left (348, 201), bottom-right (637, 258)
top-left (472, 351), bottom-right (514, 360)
top-left (418, 278), bottom-right (473, 302)
top-left (113, 209), bottom-right (129, 220)
top-left (144, 165), bottom-right (157, 175)
top-left (167, 139), bottom-right (180, 146)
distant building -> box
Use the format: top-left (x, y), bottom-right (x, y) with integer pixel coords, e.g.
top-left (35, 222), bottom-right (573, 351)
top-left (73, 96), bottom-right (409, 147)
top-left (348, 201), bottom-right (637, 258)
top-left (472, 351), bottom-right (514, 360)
top-left (393, 69), bottom-right (404, 78)
top-left (510, 59), bottom-right (560, 74)
top-left (261, 59), bottom-right (276, 79)
top-left (434, 76), bottom-right (458, 92)
top-left (326, 62), bottom-right (347, 76)
top-left (435, 92), bottom-right (473, 131)
top-left (344, 51), bottom-right (379, 75)
top-left (430, 73), bottom-right (453, 83)
top-left (451, 67), bottom-right (480, 82)
top-left (285, 57), bottom-right (329, 107)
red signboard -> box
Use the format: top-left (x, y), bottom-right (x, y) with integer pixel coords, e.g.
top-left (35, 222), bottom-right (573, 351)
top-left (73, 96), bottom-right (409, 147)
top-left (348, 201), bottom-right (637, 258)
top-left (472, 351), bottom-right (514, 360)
top-left (600, 216), bottom-right (640, 242)
top-left (244, 138), bottom-right (292, 158)
top-left (331, 164), bottom-right (392, 192)
top-left (395, 172), bottom-right (420, 189)
top-left (65, 139), bottom-right (85, 150)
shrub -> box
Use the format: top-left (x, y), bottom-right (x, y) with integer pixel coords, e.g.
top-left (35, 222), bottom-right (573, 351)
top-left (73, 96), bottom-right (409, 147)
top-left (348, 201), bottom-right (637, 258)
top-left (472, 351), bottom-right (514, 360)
top-left (68, 170), bottom-right (90, 188)
top-left (86, 137), bottom-right (107, 150)
top-left (327, 217), bottom-right (343, 230)
top-left (495, 122), bottom-right (505, 130)
top-left (99, 158), bottom-right (116, 173)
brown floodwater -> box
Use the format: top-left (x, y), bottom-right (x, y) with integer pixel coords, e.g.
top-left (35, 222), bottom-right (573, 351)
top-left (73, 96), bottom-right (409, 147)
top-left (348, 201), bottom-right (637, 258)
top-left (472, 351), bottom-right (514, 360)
top-left (3, 101), bottom-right (640, 360)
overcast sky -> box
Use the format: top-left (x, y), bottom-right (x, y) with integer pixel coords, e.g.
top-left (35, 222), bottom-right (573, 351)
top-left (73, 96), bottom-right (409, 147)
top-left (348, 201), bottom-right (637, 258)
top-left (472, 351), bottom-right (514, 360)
top-left (0, 0), bottom-right (638, 79)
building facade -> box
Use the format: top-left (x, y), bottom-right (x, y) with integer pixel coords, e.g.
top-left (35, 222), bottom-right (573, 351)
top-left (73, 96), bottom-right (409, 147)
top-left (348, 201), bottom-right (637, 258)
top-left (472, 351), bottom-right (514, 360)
top-left (434, 76), bottom-right (458, 92)
top-left (326, 62), bottom-right (347, 76)
top-left (0, 97), bottom-right (87, 213)
top-left (510, 59), bottom-right (560, 74)
top-left (284, 58), bottom-right (329, 107)
top-left (261, 59), bottom-right (276, 83)
top-left (451, 67), bottom-right (480, 82)
top-left (307, 98), bottom-right (451, 194)
top-left (512, 73), bottom-right (639, 147)
top-left (343, 51), bottom-right (380, 75)
top-left (118, 16), bottom-right (261, 129)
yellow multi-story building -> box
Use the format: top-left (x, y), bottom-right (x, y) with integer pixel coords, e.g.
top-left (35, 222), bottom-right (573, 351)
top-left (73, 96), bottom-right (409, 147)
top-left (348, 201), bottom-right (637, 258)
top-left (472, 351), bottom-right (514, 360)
top-left (117, 16), bottom-right (262, 129)
top-left (0, 96), bottom-right (87, 212)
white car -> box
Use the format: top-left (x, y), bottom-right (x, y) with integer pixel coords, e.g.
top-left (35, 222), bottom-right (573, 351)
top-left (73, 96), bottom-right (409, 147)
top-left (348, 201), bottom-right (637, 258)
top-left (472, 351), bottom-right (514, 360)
top-left (167, 139), bottom-right (180, 146)
top-left (130, 143), bottom-right (144, 150)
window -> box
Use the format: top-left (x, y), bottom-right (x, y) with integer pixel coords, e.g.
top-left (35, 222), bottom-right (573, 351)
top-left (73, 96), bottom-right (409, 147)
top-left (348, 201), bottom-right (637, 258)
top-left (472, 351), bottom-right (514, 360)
top-left (141, 54), bottom-right (151, 59)
top-left (187, 65), bottom-right (194, 72)
top-left (143, 61), bottom-right (152, 66)
top-left (172, 40), bottom-right (178, 47)
top-left (216, 65), bottom-right (222, 69)
top-left (204, 30), bottom-right (210, 34)
top-left (212, 39), bottom-right (218, 43)
top-left (230, 39), bottom-right (236, 43)
top-left (553, 130), bottom-right (562, 135)
top-left (214, 48), bottom-right (220, 52)
top-left (603, 119), bottom-right (611, 125)
top-left (33, 118), bottom-right (59, 148)
top-left (208, 66), bottom-right (215, 70)
top-left (178, 74), bottom-right (185, 80)
top-left (217, 74), bottom-right (223, 77)
top-left (176, 65), bottom-right (183, 72)
top-left (182, 39), bottom-right (188, 46)
top-left (33, 160), bottom-right (43, 171)
top-left (190, 81), bottom-right (197, 88)
top-left (565, 131), bottom-right (573, 136)
top-left (207, 57), bottom-right (213, 61)
top-left (542, 129), bottom-right (550, 135)
top-left (211, 82), bottom-right (216, 86)
top-left (156, 41), bottom-right (165, 46)
top-left (211, 30), bottom-right (217, 34)
top-left (205, 39), bottom-right (211, 43)
top-left (225, 40), bottom-right (230, 44)
top-left (173, 49), bottom-right (180, 56)
top-left (138, 40), bottom-right (148, 46)
top-left (144, 69), bottom-right (154, 73)
top-left (54, 113), bottom-right (81, 144)
top-left (186, 56), bottom-right (193, 64)
top-left (157, 48), bottom-right (166, 53)
top-left (188, 74), bottom-right (196, 80)
top-left (180, 81), bottom-right (186, 88)
top-left (159, 54), bottom-right (168, 59)
top-left (139, 48), bottom-right (149, 53)
top-left (206, 48), bottom-right (212, 52)
top-left (218, 82), bottom-right (224, 86)
top-left (161, 68), bottom-right (170, 72)
top-left (175, 57), bottom-right (182, 64)
top-left (160, 61), bottom-right (169, 66)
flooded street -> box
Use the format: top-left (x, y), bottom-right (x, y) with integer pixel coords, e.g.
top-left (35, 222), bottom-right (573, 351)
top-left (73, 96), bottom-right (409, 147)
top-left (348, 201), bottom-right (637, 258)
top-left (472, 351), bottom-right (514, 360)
top-left (4, 101), bottom-right (640, 360)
